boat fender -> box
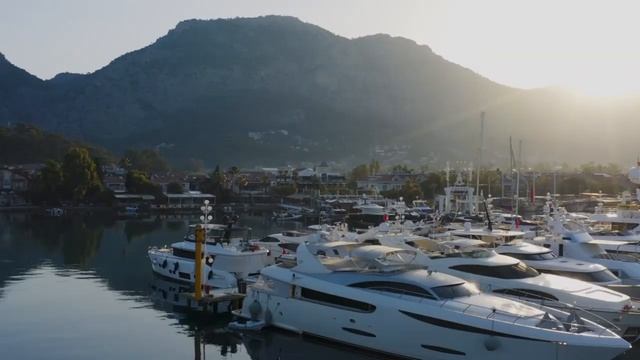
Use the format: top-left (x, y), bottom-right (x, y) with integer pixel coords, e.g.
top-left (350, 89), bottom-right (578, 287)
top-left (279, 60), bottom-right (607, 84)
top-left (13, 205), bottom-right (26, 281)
top-left (249, 300), bottom-right (262, 321)
top-left (484, 336), bottom-right (500, 351)
top-left (173, 262), bottom-right (179, 272)
top-left (162, 259), bottom-right (168, 269)
top-left (208, 270), bottom-right (213, 280)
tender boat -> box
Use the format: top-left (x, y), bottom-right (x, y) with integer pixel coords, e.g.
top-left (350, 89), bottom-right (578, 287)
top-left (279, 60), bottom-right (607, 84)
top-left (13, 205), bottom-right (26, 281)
top-left (233, 242), bottom-right (630, 360)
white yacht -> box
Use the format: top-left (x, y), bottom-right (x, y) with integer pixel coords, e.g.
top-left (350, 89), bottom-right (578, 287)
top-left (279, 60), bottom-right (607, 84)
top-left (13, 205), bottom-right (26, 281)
top-left (537, 214), bottom-right (640, 285)
top-left (148, 223), bottom-right (270, 289)
top-left (234, 242), bottom-right (630, 360)
top-left (414, 246), bottom-right (640, 341)
top-left (589, 200), bottom-right (640, 242)
top-left (494, 241), bottom-right (640, 298)
top-left (493, 242), bottom-right (620, 285)
top-left (250, 225), bottom-right (354, 258)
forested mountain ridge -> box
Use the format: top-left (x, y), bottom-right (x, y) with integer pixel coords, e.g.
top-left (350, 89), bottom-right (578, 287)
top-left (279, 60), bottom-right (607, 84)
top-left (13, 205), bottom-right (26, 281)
top-left (2, 16), bottom-right (639, 167)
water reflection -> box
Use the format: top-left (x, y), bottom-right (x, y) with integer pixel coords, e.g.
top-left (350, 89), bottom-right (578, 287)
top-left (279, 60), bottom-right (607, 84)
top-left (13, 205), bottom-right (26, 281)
top-left (0, 214), bottom-right (637, 360)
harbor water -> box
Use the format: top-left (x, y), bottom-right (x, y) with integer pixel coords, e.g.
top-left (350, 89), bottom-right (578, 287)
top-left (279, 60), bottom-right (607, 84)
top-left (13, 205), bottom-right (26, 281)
top-left (0, 212), bottom-right (637, 360)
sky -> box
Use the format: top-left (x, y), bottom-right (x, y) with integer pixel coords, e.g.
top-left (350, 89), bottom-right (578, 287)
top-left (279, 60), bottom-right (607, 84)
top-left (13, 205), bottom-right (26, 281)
top-left (1, 0), bottom-right (640, 96)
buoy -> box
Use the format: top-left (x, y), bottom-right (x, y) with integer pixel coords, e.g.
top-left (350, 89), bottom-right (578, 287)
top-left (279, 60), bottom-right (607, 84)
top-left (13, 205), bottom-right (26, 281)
top-left (249, 300), bottom-right (262, 321)
top-left (484, 336), bottom-right (500, 351)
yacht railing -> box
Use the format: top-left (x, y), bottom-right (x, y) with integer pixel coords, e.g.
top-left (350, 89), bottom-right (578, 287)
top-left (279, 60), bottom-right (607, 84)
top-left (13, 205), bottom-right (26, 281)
top-left (486, 290), bottom-right (624, 332)
top-left (362, 287), bottom-right (621, 337)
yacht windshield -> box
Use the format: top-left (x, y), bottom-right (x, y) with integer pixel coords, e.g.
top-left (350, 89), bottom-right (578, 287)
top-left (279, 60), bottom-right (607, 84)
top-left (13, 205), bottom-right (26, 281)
top-left (431, 283), bottom-right (480, 299)
top-left (451, 262), bottom-right (540, 279)
top-left (502, 252), bottom-right (556, 261)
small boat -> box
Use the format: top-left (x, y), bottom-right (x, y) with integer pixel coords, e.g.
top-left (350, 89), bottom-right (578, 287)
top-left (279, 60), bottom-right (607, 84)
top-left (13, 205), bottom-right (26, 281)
top-left (227, 317), bottom-right (266, 331)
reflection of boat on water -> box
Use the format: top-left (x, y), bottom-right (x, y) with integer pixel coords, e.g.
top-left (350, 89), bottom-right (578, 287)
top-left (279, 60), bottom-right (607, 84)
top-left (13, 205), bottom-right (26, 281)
top-left (242, 329), bottom-right (393, 360)
top-left (148, 275), bottom-right (243, 359)
top-left (149, 274), bottom-right (240, 314)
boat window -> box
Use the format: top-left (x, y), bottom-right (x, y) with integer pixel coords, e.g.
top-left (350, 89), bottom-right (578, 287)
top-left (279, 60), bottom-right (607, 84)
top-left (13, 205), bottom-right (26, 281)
top-left (540, 269), bottom-right (619, 283)
top-left (278, 243), bottom-right (299, 252)
top-left (493, 288), bottom-right (558, 301)
top-left (500, 252), bottom-right (556, 261)
top-left (431, 283), bottom-right (479, 299)
top-left (173, 247), bottom-right (195, 259)
top-left (300, 288), bottom-right (376, 313)
top-left (349, 281), bottom-right (435, 299)
top-left (362, 239), bottom-right (381, 245)
top-left (450, 262), bottom-right (539, 279)
top-left (260, 236), bottom-right (280, 243)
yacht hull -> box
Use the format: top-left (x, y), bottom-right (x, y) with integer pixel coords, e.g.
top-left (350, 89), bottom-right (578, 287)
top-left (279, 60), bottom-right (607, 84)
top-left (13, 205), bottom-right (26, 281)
top-left (238, 289), bottom-right (628, 360)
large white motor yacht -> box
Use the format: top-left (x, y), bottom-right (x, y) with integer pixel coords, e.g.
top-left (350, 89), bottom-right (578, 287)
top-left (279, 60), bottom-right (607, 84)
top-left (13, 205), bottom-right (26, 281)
top-left (417, 246), bottom-right (640, 341)
top-left (148, 223), bottom-right (270, 289)
top-left (234, 242), bottom-right (630, 360)
top-left (537, 215), bottom-right (640, 285)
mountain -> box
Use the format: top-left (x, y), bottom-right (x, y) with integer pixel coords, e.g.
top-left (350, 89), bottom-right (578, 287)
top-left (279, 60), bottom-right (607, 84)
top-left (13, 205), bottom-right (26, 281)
top-left (1, 16), bottom-right (639, 167)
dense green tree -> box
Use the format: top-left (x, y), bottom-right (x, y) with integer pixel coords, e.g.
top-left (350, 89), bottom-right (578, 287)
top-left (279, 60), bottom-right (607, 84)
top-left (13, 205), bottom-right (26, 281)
top-left (272, 184), bottom-right (297, 198)
top-left (166, 182), bottom-right (184, 194)
top-left (125, 170), bottom-right (161, 195)
top-left (390, 164), bottom-right (413, 174)
top-left (0, 123), bottom-right (113, 165)
top-left (61, 147), bottom-right (102, 202)
top-left (368, 159), bottom-right (381, 176)
top-left (28, 160), bottom-right (64, 204)
top-left (120, 149), bottom-right (169, 173)
top-left (420, 172), bottom-right (446, 200)
top-left (350, 164), bottom-right (369, 181)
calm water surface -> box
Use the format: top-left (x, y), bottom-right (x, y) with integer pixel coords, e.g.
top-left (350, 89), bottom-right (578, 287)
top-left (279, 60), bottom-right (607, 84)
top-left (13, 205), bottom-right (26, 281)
top-left (0, 212), bottom-right (637, 360)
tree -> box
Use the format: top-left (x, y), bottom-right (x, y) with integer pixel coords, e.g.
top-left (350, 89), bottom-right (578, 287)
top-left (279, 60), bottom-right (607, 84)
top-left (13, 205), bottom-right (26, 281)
top-left (272, 184), bottom-right (297, 198)
top-left (260, 174), bottom-right (271, 194)
top-left (166, 182), bottom-right (184, 194)
top-left (368, 159), bottom-right (381, 176)
top-left (399, 178), bottom-right (423, 204)
top-left (391, 164), bottom-right (412, 174)
top-left (120, 149), bottom-right (169, 173)
top-left (126, 170), bottom-right (161, 195)
top-left (420, 172), bottom-right (446, 200)
top-left (350, 164), bottom-right (369, 181)
top-left (62, 147), bottom-right (102, 202)
top-left (28, 160), bottom-right (64, 204)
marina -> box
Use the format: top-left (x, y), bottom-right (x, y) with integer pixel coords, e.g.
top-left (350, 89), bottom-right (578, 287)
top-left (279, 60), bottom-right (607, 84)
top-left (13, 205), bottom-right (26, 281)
top-left (4, 3), bottom-right (640, 359)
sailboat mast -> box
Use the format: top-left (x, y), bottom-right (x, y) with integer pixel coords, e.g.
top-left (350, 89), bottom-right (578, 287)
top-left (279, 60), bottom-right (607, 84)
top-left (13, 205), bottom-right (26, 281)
top-left (475, 112), bottom-right (484, 201)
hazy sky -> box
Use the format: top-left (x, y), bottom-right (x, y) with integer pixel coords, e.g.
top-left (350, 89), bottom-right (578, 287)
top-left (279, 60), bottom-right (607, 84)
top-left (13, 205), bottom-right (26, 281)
top-left (2, 0), bottom-right (640, 96)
